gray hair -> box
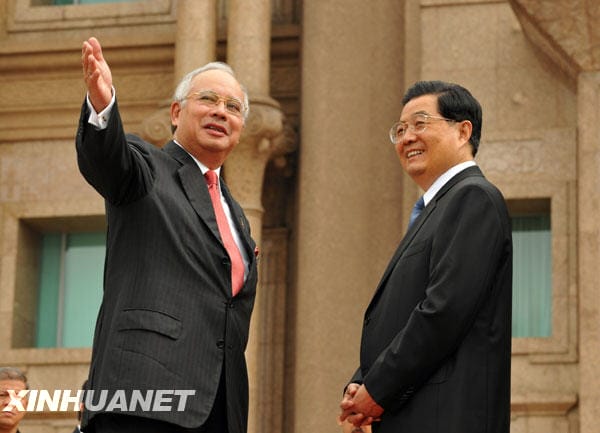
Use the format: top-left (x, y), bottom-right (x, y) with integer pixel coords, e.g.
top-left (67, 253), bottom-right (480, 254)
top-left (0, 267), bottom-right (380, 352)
top-left (173, 62), bottom-right (250, 121)
top-left (0, 367), bottom-right (29, 389)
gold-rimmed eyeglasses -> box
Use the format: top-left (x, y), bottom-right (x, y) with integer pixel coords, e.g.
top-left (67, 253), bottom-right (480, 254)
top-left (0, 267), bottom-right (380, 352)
top-left (389, 113), bottom-right (455, 144)
top-left (186, 90), bottom-right (247, 118)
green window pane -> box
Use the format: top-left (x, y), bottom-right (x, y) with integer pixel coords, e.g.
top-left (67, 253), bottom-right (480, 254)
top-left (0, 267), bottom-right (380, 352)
top-left (35, 234), bottom-right (62, 347)
top-left (511, 214), bottom-right (552, 337)
top-left (36, 232), bottom-right (105, 348)
top-left (62, 232), bottom-right (105, 347)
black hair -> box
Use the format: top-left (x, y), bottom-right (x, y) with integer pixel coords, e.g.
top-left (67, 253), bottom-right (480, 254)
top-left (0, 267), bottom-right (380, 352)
top-left (402, 80), bottom-right (482, 156)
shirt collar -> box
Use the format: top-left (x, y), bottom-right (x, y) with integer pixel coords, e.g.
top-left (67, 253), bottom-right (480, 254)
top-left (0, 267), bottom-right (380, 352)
top-left (173, 140), bottom-right (222, 177)
top-left (422, 160), bottom-right (476, 206)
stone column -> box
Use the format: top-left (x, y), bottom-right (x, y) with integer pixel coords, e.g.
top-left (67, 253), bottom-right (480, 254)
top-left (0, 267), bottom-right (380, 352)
top-left (291, 1), bottom-right (404, 432)
top-left (173, 0), bottom-right (217, 84)
top-left (140, 0), bottom-right (217, 145)
top-left (225, 2), bottom-right (285, 433)
top-left (577, 72), bottom-right (600, 433)
top-left (227, 0), bottom-right (271, 95)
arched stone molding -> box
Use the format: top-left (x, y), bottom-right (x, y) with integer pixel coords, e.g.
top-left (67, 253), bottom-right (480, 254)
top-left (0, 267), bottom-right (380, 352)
top-left (509, 0), bottom-right (600, 79)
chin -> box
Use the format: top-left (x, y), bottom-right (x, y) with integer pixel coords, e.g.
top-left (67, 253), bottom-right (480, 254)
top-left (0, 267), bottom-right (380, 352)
top-left (406, 165), bottom-right (425, 177)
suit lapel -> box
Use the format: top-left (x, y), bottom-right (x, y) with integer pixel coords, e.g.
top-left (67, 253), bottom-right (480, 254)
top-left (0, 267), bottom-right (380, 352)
top-left (367, 200), bottom-right (437, 313)
top-left (163, 141), bottom-right (257, 284)
top-left (163, 141), bottom-right (222, 244)
top-left (389, 166), bottom-right (482, 265)
top-left (366, 166), bottom-right (484, 312)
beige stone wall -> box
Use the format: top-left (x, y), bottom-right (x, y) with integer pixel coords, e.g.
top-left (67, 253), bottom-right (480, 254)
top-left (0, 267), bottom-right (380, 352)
top-left (292, 1), bottom-right (583, 432)
top-left (0, 0), bottom-right (298, 431)
top-left (291, 0), bottom-right (405, 431)
top-left (1, 0), bottom-right (597, 432)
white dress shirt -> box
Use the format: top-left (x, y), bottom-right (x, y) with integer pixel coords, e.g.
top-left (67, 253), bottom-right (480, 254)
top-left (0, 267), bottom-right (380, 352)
top-left (422, 160), bottom-right (477, 206)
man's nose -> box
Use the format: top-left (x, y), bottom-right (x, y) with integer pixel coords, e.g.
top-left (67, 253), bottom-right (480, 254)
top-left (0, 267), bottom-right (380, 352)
top-left (210, 101), bottom-right (228, 117)
top-left (402, 126), bottom-right (418, 144)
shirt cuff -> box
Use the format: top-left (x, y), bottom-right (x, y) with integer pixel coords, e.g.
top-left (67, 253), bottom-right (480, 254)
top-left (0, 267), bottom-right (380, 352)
top-left (86, 87), bottom-right (116, 130)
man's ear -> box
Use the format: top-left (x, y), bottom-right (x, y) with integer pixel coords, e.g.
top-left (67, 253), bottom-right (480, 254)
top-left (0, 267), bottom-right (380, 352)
top-left (458, 120), bottom-right (473, 144)
top-left (170, 101), bottom-right (181, 131)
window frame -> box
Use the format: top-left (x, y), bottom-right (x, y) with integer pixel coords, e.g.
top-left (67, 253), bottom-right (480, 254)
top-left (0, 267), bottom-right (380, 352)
top-left (509, 199), bottom-right (553, 339)
top-left (0, 198), bottom-right (104, 365)
top-left (499, 180), bottom-right (576, 362)
top-left (7, 0), bottom-right (173, 33)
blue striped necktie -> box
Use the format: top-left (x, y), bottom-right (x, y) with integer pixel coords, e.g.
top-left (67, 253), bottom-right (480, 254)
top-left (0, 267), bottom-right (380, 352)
top-left (408, 196), bottom-right (425, 230)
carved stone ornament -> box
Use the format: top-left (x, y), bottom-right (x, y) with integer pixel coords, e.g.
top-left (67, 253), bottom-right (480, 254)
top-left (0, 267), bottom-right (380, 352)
top-left (139, 103), bottom-right (172, 147)
top-left (509, 0), bottom-right (600, 78)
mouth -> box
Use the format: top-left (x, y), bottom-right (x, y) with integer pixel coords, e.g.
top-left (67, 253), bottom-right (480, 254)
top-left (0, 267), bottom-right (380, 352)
top-left (406, 149), bottom-right (424, 159)
top-left (204, 123), bottom-right (228, 136)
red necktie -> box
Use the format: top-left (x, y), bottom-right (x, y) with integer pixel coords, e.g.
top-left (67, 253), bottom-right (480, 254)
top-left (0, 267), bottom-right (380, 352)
top-left (205, 170), bottom-right (245, 296)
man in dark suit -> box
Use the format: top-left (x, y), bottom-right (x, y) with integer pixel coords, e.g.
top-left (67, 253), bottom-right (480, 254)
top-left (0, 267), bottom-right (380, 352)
top-left (78, 37), bottom-right (258, 433)
top-left (340, 81), bottom-right (512, 433)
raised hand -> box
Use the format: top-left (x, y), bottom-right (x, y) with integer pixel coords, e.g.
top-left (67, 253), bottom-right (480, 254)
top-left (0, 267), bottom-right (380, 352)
top-left (81, 37), bottom-right (113, 112)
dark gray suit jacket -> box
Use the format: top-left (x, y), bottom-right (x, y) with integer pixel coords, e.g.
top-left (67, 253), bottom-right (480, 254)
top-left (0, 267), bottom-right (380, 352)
top-left (352, 166), bottom-right (512, 433)
top-left (76, 100), bottom-right (258, 433)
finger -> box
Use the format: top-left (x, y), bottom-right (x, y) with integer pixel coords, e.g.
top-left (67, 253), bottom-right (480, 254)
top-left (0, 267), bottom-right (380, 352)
top-left (349, 416), bottom-right (364, 428)
top-left (348, 413), bottom-right (366, 427)
top-left (345, 389), bottom-right (357, 398)
top-left (345, 383), bottom-right (360, 396)
top-left (360, 416), bottom-right (373, 426)
top-left (84, 56), bottom-right (99, 82)
top-left (81, 43), bottom-right (93, 70)
top-left (88, 37), bottom-right (100, 54)
top-left (340, 398), bottom-right (354, 410)
top-left (338, 408), bottom-right (354, 423)
top-left (88, 37), bottom-right (104, 63)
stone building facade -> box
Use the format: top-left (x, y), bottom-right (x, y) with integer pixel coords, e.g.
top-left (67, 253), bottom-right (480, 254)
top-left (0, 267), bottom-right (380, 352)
top-left (0, 1), bottom-right (596, 432)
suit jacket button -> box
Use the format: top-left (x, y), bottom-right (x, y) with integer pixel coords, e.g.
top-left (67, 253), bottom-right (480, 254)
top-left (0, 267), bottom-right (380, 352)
top-left (216, 340), bottom-right (225, 349)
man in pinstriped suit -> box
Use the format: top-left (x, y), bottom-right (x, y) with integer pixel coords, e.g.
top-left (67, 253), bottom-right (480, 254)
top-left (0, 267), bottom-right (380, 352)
top-left (77, 37), bottom-right (258, 433)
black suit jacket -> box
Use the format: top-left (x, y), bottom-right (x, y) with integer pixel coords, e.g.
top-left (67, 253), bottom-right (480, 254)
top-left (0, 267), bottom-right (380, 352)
top-left (75, 100), bottom-right (258, 433)
top-left (352, 166), bottom-right (512, 433)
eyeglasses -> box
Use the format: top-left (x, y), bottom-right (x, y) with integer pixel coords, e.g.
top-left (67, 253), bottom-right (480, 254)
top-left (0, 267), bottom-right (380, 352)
top-left (186, 90), bottom-right (247, 118)
top-left (389, 113), bottom-right (455, 144)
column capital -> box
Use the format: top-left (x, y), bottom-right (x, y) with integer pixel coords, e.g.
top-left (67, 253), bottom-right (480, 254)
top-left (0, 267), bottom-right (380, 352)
top-left (224, 94), bottom-right (294, 225)
top-left (242, 94), bottom-right (284, 143)
top-left (233, 93), bottom-right (297, 171)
